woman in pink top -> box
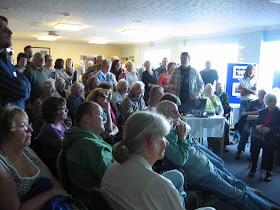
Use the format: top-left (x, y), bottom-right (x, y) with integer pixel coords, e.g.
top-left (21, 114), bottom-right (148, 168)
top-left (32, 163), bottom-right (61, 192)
top-left (157, 62), bottom-right (177, 92)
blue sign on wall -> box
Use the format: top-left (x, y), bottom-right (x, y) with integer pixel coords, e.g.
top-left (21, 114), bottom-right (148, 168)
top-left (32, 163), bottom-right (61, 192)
top-left (226, 63), bottom-right (256, 104)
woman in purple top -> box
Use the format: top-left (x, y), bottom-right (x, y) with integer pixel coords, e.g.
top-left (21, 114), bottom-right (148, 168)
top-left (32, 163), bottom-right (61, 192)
top-left (37, 96), bottom-right (68, 177)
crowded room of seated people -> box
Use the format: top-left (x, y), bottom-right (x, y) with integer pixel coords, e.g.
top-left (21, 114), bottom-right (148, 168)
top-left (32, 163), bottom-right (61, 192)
top-left (1, 14), bottom-right (280, 210)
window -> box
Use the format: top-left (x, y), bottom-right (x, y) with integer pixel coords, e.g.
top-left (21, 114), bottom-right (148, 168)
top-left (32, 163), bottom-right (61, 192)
top-left (258, 41), bottom-right (280, 91)
top-left (183, 43), bottom-right (239, 84)
top-left (143, 49), bottom-right (171, 69)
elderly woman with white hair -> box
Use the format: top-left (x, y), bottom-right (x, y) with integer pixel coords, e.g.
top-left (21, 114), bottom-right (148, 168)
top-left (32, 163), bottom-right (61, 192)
top-left (54, 78), bottom-right (69, 98)
top-left (111, 79), bottom-right (128, 105)
top-left (119, 60), bottom-right (140, 88)
top-left (32, 79), bottom-right (56, 136)
top-left (202, 83), bottom-right (229, 152)
top-left (249, 92), bottom-right (280, 181)
top-left (66, 82), bottom-right (85, 124)
top-left (101, 111), bottom-right (186, 209)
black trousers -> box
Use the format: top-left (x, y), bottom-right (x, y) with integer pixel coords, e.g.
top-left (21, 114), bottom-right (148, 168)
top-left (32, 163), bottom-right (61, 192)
top-left (261, 135), bottom-right (280, 171)
top-left (250, 136), bottom-right (264, 170)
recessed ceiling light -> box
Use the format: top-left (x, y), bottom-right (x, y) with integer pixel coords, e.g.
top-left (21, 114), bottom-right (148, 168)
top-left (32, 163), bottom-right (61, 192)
top-left (37, 35), bottom-right (58, 41)
top-left (54, 23), bottom-right (83, 31)
top-left (88, 38), bottom-right (108, 44)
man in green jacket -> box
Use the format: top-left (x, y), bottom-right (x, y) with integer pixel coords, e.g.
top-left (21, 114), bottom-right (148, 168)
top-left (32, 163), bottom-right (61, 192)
top-left (62, 101), bottom-right (115, 204)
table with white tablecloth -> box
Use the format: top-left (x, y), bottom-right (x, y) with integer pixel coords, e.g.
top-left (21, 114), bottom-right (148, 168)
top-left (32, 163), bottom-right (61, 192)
top-left (181, 115), bottom-right (225, 157)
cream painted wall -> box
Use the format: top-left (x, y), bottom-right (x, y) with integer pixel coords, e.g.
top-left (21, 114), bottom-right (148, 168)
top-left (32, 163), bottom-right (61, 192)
top-left (120, 40), bottom-right (183, 69)
top-left (11, 40), bottom-right (120, 66)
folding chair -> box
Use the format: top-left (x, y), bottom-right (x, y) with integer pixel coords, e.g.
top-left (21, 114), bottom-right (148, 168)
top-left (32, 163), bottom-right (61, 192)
top-left (88, 188), bottom-right (123, 210)
top-left (56, 148), bottom-right (72, 193)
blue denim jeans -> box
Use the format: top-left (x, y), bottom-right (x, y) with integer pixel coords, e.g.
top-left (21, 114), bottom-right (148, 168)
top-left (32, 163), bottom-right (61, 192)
top-left (188, 140), bottom-right (271, 210)
top-left (162, 169), bottom-right (186, 208)
top-left (239, 100), bottom-right (251, 119)
top-left (192, 139), bottom-right (233, 177)
top-left (198, 168), bottom-right (271, 210)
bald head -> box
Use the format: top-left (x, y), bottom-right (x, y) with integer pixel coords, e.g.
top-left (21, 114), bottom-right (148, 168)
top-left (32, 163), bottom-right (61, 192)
top-left (162, 57), bottom-right (168, 68)
top-left (157, 101), bottom-right (177, 116)
top-left (157, 100), bottom-right (180, 126)
top-left (33, 52), bottom-right (44, 68)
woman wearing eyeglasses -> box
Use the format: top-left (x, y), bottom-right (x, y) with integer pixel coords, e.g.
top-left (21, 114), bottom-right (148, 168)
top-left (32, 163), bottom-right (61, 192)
top-left (86, 88), bottom-right (119, 144)
top-left (0, 105), bottom-right (68, 209)
top-left (37, 96), bottom-right (68, 177)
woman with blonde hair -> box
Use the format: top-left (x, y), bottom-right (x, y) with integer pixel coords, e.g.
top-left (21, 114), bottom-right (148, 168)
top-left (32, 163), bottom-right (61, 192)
top-left (146, 85), bottom-right (164, 111)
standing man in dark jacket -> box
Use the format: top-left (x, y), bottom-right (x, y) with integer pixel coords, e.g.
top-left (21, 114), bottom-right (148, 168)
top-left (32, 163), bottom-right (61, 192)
top-left (0, 16), bottom-right (30, 109)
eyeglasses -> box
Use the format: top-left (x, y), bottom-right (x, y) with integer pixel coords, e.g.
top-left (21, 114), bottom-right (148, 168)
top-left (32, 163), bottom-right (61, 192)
top-left (98, 94), bottom-right (108, 99)
top-left (10, 123), bottom-right (32, 132)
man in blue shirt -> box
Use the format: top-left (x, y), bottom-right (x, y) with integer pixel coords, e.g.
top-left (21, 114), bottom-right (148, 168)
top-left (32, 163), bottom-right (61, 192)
top-left (0, 16), bottom-right (30, 109)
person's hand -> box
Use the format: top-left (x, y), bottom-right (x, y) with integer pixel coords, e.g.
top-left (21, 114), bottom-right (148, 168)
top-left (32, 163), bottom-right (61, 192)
top-left (239, 85), bottom-right (245, 90)
top-left (256, 125), bottom-right (270, 133)
top-left (172, 85), bottom-right (179, 91)
top-left (102, 102), bottom-right (110, 113)
top-left (256, 125), bottom-right (263, 132)
top-left (111, 74), bottom-right (117, 84)
top-left (262, 127), bottom-right (270, 134)
top-left (175, 123), bottom-right (187, 140)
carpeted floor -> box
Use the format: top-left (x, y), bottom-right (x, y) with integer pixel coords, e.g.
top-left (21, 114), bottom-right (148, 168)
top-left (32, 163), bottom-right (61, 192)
top-left (197, 135), bottom-right (280, 209)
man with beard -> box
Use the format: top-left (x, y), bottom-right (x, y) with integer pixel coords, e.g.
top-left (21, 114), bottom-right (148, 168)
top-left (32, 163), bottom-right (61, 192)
top-left (168, 52), bottom-right (204, 113)
top-left (0, 16), bottom-right (31, 109)
top-left (24, 45), bottom-right (33, 67)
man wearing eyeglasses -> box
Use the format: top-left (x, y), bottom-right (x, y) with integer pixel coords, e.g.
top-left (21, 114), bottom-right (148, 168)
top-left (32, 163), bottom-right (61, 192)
top-left (157, 100), bottom-right (272, 210)
top-left (0, 16), bottom-right (31, 109)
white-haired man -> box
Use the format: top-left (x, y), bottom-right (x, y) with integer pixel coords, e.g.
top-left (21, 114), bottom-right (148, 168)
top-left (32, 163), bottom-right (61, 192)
top-left (119, 81), bottom-right (146, 120)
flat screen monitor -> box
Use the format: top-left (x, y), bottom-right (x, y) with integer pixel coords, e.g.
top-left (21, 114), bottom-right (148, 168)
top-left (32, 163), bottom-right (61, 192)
top-left (188, 98), bottom-right (207, 113)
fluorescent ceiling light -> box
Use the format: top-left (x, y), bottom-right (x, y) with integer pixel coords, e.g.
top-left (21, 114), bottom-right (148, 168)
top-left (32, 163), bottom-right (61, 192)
top-left (122, 29), bottom-right (146, 36)
top-left (37, 35), bottom-right (58, 41)
top-left (54, 23), bottom-right (83, 31)
top-left (88, 38), bottom-right (108, 44)
top-left (269, 0), bottom-right (280, 4)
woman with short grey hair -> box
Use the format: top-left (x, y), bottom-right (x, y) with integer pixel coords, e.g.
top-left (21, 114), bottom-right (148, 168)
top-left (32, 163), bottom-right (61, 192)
top-left (66, 82), bottom-right (85, 124)
top-left (250, 91), bottom-right (280, 181)
top-left (101, 111), bottom-right (186, 209)
top-left (264, 92), bottom-right (278, 106)
top-left (111, 79), bottom-right (128, 104)
top-left (119, 60), bottom-right (140, 88)
top-left (54, 78), bottom-right (69, 98)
